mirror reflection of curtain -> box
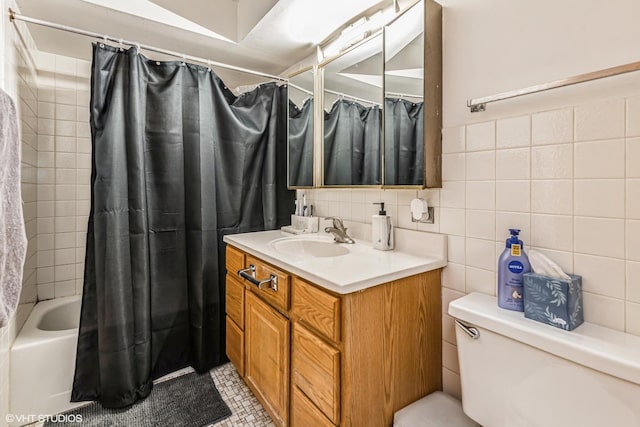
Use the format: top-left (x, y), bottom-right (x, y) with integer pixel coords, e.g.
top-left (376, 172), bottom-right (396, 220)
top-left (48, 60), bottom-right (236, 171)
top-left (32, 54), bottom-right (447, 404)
top-left (72, 44), bottom-right (293, 408)
top-left (288, 98), bottom-right (314, 186)
top-left (384, 98), bottom-right (424, 185)
top-left (324, 100), bottom-right (381, 185)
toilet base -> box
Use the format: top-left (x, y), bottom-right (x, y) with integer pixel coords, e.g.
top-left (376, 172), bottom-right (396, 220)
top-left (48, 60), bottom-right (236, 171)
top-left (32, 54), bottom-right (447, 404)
top-left (393, 391), bottom-right (480, 427)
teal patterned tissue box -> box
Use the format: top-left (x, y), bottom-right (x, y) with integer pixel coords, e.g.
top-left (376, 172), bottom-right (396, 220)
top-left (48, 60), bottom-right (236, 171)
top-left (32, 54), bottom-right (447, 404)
top-left (523, 273), bottom-right (583, 331)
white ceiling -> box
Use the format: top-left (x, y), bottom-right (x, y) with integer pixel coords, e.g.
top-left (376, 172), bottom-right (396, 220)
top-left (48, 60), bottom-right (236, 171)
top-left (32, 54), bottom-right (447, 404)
top-left (15, 0), bottom-right (394, 86)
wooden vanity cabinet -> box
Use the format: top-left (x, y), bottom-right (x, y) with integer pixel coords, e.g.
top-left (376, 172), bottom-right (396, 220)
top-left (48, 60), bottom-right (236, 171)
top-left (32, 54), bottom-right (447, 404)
top-left (225, 245), bottom-right (442, 427)
top-left (225, 246), bottom-right (291, 426)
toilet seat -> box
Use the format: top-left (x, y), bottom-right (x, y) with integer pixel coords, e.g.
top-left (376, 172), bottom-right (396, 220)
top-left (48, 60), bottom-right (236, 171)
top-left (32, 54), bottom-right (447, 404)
top-left (393, 391), bottom-right (479, 427)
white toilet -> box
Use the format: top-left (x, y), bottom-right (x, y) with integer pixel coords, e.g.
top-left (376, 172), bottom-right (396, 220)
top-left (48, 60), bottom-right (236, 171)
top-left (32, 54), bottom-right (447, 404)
top-left (395, 292), bottom-right (640, 427)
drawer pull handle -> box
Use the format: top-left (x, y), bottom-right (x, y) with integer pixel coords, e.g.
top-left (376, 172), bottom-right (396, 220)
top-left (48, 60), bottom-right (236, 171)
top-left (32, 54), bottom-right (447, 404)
top-left (238, 265), bottom-right (278, 292)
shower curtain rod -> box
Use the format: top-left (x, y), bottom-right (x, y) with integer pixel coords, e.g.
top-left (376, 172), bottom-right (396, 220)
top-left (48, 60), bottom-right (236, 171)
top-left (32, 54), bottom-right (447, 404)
top-left (385, 91), bottom-right (423, 99)
top-left (288, 83), bottom-right (313, 96)
top-left (325, 88), bottom-right (380, 106)
top-left (7, 8), bottom-right (287, 83)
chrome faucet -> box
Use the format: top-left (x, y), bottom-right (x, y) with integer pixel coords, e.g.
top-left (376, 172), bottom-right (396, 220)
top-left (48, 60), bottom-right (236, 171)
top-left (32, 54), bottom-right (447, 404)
top-left (324, 217), bottom-right (355, 244)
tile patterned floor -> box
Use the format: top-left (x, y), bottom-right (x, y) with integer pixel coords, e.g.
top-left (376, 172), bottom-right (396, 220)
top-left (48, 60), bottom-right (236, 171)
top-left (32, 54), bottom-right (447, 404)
top-left (28, 363), bottom-right (274, 427)
top-left (208, 363), bottom-right (275, 427)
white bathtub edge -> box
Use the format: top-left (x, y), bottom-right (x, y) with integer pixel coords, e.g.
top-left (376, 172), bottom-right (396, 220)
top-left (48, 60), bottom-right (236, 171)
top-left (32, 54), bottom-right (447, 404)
top-left (11, 296), bottom-right (81, 349)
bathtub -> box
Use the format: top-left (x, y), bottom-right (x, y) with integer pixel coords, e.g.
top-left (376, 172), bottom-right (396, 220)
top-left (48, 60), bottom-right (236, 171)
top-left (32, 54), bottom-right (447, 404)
top-left (10, 296), bottom-right (86, 423)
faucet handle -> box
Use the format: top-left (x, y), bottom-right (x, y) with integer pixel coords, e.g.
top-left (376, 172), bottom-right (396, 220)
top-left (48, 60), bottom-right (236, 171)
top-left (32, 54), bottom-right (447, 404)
top-left (324, 216), bottom-right (344, 229)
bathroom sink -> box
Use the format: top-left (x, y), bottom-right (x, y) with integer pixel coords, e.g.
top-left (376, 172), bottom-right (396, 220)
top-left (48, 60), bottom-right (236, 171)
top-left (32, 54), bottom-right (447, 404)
top-left (269, 236), bottom-right (351, 258)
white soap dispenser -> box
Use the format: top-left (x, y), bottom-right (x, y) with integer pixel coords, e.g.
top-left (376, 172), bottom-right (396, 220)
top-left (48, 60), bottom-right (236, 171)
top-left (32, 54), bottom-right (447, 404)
top-left (372, 202), bottom-right (394, 251)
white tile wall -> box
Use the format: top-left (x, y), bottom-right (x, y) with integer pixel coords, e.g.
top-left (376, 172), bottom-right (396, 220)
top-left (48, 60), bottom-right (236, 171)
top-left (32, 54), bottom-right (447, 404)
top-left (442, 126), bottom-right (465, 153)
top-left (626, 302), bottom-right (640, 336)
top-left (627, 96), bottom-right (640, 137)
top-left (466, 150), bottom-right (495, 180)
top-left (0, 31), bottom-right (90, 426)
top-left (531, 108), bottom-right (573, 145)
top-left (303, 93), bottom-right (640, 399)
top-left (465, 210), bottom-right (495, 240)
top-left (496, 148), bottom-right (530, 180)
top-left (574, 98), bottom-right (625, 142)
top-left (36, 52), bottom-right (91, 300)
top-left (574, 139), bottom-right (625, 179)
top-left (496, 115), bottom-right (530, 148)
top-left (466, 121), bottom-right (495, 151)
top-left (531, 144), bottom-right (573, 179)
top-left (530, 180), bottom-right (572, 215)
top-left (1, 0), bottom-right (39, 423)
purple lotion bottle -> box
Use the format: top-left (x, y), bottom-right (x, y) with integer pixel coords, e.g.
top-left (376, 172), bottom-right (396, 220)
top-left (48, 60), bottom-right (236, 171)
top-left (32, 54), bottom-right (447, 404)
top-left (497, 229), bottom-right (531, 311)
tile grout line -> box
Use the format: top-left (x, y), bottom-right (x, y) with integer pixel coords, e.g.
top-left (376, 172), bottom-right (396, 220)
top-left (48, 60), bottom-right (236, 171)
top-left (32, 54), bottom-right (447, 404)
top-left (624, 97), bottom-right (628, 332)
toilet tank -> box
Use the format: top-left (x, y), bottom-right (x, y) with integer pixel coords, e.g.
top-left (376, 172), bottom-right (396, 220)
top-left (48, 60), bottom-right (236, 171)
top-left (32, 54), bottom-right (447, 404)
top-left (449, 292), bottom-right (640, 427)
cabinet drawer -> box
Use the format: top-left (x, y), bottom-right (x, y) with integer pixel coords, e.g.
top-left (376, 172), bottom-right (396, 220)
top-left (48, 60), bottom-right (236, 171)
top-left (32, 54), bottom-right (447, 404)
top-left (291, 386), bottom-right (336, 427)
top-left (292, 322), bottom-right (340, 424)
top-left (243, 255), bottom-right (290, 312)
top-left (293, 277), bottom-right (341, 343)
top-left (226, 274), bottom-right (244, 328)
top-left (226, 245), bottom-right (245, 276)
top-left (226, 316), bottom-right (244, 377)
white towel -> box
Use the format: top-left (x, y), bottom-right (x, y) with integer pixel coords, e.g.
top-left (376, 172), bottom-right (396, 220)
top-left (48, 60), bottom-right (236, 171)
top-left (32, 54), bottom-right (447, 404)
top-left (0, 89), bottom-right (27, 328)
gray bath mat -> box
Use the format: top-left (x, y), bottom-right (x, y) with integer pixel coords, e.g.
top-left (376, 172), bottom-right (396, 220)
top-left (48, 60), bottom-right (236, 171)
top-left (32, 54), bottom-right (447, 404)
top-left (45, 372), bottom-right (231, 427)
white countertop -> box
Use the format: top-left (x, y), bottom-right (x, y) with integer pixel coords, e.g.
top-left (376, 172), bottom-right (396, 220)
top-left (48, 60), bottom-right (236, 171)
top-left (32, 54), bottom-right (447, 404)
top-left (223, 230), bottom-right (447, 294)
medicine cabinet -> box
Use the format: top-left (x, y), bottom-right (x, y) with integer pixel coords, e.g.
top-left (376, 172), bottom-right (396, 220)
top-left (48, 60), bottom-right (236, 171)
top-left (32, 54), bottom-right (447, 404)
top-left (286, 0), bottom-right (442, 189)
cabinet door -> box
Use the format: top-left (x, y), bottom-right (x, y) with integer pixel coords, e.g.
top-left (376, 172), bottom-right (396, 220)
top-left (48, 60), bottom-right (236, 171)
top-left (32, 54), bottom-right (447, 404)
top-left (226, 316), bottom-right (244, 376)
top-left (245, 291), bottom-right (290, 427)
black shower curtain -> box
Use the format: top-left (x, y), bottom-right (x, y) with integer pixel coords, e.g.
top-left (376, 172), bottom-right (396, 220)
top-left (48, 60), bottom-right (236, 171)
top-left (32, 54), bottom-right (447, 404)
top-left (72, 44), bottom-right (293, 408)
top-left (384, 98), bottom-right (424, 186)
top-left (288, 98), bottom-right (314, 186)
top-left (323, 99), bottom-right (381, 185)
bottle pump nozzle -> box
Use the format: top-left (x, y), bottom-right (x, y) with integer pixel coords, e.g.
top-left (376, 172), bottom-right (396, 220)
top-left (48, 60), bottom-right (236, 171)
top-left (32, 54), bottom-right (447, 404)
top-left (507, 228), bottom-right (523, 247)
top-left (373, 202), bottom-right (386, 215)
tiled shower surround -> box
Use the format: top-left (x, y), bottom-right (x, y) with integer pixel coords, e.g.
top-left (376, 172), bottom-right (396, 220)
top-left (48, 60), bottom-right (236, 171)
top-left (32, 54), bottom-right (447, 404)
top-left (0, 0), bottom-right (39, 421)
top-left (0, 17), bottom-right (91, 418)
top-left (35, 52), bottom-right (91, 300)
top-left (303, 93), bottom-right (640, 398)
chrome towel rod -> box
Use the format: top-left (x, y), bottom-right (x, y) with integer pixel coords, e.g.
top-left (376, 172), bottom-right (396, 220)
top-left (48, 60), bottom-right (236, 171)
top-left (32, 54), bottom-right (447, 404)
top-left (7, 8), bottom-right (287, 83)
top-left (467, 59), bottom-right (640, 112)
